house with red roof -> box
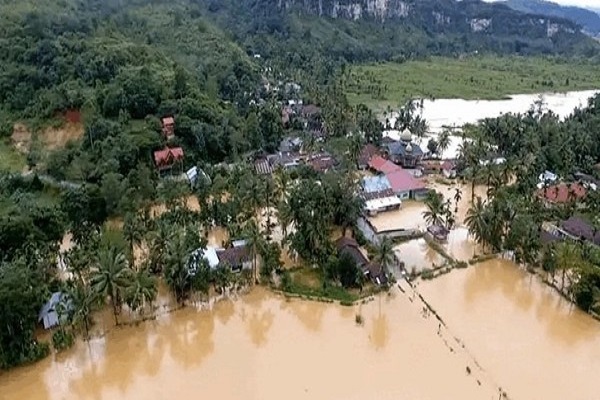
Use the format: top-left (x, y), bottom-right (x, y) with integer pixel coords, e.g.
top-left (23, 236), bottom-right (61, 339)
top-left (161, 116), bottom-right (175, 140)
top-left (368, 155), bottom-right (401, 174)
top-left (537, 182), bottom-right (586, 205)
top-left (154, 147), bottom-right (184, 175)
top-left (386, 168), bottom-right (429, 200)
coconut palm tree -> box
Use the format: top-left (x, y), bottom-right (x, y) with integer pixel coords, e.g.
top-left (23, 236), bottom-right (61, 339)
top-left (276, 199), bottom-right (293, 241)
top-left (373, 237), bottom-right (395, 274)
top-left (244, 220), bottom-right (264, 284)
top-left (422, 191), bottom-right (446, 227)
top-left (453, 187), bottom-right (463, 214)
top-left (437, 130), bottom-right (451, 157)
top-left (465, 196), bottom-right (489, 251)
top-left (125, 268), bottom-right (158, 316)
top-left (91, 246), bottom-right (132, 325)
top-left (66, 281), bottom-right (97, 339)
top-left (349, 134), bottom-right (364, 168)
top-left (123, 212), bottom-right (145, 268)
top-left (273, 166), bottom-right (291, 202)
top-left (163, 229), bottom-right (195, 303)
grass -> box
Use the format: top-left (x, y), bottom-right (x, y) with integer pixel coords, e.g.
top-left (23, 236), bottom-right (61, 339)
top-left (282, 267), bottom-right (361, 304)
top-left (344, 55), bottom-right (600, 110)
top-left (0, 139), bottom-right (26, 173)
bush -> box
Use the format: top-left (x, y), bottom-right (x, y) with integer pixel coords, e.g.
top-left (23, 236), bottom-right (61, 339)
top-left (421, 269), bottom-right (434, 280)
top-left (455, 261), bottom-right (468, 269)
top-left (52, 329), bottom-right (75, 352)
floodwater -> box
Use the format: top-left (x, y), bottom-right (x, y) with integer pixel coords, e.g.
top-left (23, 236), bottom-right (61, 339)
top-left (385, 89), bottom-right (599, 158)
top-left (445, 227), bottom-right (479, 262)
top-left (368, 200), bottom-right (427, 232)
top-left (419, 259), bottom-right (600, 400)
top-left (394, 238), bottom-right (446, 274)
top-left (0, 288), bottom-right (501, 400)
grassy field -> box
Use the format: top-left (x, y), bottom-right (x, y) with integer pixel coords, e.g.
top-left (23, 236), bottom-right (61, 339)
top-left (344, 56), bottom-right (600, 110)
top-left (0, 138), bottom-right (25, 173)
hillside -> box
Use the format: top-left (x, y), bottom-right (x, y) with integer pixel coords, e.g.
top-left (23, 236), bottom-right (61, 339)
top-left (501, 0), bottom-right (600, 36)
top-left (202, 0), bottom-right (600, 67)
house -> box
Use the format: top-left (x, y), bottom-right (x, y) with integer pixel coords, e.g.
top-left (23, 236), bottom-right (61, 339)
top-left (385, 168), bottom-right (429, 200)
top-left (358, 144), bottom-right (380, 170)
top-left (154, 147), bottom-right (184, 174)
top-left (362, 175), bottom-right (402, 215)
top-left (309, 153), bottom-right (337, 173)
top-left (217, 242), bottom-right (252, 272)
top-left (255, 158), bottom-right (274, 175)
top-left (38, 292), bottom-right (71, 330)
top-left (368, 155), bottom-right (402, 174)
top-left (537, 182), bottom-right (586, 205)
top-left (427, 225), bottom-right (449, 242)
top-left (560, 216), bottom-right (600, 246)
top-left (441, 160), bottom-right (457, 178)
top-left (191, 241), bottom-right (252, 273)
top-left (421, 160), bottom-right (443, 175)
top-left (300, 104), bottom-right (320, 119)
top-left (161, 117), bottom-right (175, 140)
top-left (382, 129), bottom-right (423, 168)
top-left (335, 236), bottom-right (388, 286)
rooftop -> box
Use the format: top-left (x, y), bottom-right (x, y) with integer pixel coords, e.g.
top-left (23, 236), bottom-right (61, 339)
top-left (537, 182), bottom-right (586, 204)
top-left (363, 175), bottom-right (392, 193)
top-left (386, 168), bottom-right (427, 192)
top-left (369, 156), bottom-right (402, 174)
top-left (384, 141), bottom-right (424, 157)
top-left (561, 216), bottom-right (600, 246)
top-left (358, 144), bottom-right (380, 166)
top-left (154, 147), bottom-right (184, 168)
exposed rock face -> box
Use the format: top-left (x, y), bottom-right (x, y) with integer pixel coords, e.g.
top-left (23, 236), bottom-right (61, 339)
top-left (273, 0), bottom-right (579, 34)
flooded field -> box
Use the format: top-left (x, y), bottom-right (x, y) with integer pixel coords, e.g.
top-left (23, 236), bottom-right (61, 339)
top-left (368, 200), bottom-right (427, 232)
top-left (445, 227), bottom-right (479, 261)
top-left (0, 288), bottom-right (500, 400)
top-left (419, 259), bottom-right (600, 400)
top-left (394, 238), bottom-right (446, 273)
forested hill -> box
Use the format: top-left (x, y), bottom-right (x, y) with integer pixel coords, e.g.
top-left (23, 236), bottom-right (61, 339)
top-left (202, 0), bottom-right (600, 64)
top-left (0, 0), bottom-right (259, 122)
top-left (501, 0), bottom-right (600, 36)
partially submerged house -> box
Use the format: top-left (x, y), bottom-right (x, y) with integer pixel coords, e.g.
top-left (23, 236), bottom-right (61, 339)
top-left (362, 175), bottom-right (401, 215)
top-left (386, 168), bottom-right (429, 200)
top-left (560, 216), bottom-right (600, 246)
top-left (161, 116), bottom-right (175, 140)
top-left (382, 129), bottom-right (423, 168)
top-left (154, 147), bottom-right (184, 175)
top-left (309, 153), bottom-right (337, 173)
top-left (38, 292), bottom-right (71, 330)
top-left (192, 240), bottom-right (252, 273)
top-left (335, 236), bottom-right (388, 285)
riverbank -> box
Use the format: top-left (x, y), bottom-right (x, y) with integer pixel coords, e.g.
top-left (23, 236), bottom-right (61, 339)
top-left (344, 56), bottom-right (600, 109)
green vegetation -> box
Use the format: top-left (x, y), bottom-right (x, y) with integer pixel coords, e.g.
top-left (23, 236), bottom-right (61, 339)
top-left (281, 267), bottom-right (360, 304)
top-left (458, 94), bottom-right (600, 313)
top-left (344, 56), bottom-right (600, 108)
top-left (0, 140), bottom-right (25, 173)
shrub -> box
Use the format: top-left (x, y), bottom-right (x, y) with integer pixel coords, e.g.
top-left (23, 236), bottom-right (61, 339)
top-left (421, 269), bottom-right (434, 280)
top-left (355, 314), bottom-right (363, 325)
top-left (52, 329), bottom-right (75, 352)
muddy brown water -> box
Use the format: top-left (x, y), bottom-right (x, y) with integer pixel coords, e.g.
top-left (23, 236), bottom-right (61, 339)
top-left (1, 287), bottom-right (501, 400)
top-left (419, 259), bottom-right (600, 400)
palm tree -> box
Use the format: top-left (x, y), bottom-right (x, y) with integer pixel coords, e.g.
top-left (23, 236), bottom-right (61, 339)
top-left (273, 166), bottom-right (291, 202)
top-left (422, 191), bottom-right (446, 227)
top-left (163, 229), bottom-right (195, 303)
top-left (453, 188), bottom-right (462, 214)
top-left (276, 199), bottom-right (293, 241)
top-left (245, 220), bottom-right (264, 284)
top-left (125, 268), bottom-right (158, 316)
top-left (465, 196), bottom-right (489, 251)
top-left (349, 134), bottom-right (364, 168)
top-left (91, 246), bottom-right (132, 325)
top-left (373, 237), bottom-right (395, 274)
top-left (67, 281), bottom-right (97, 339)
top-left (437, 130), bottom-right (451, 157)
top-left (123, 213), bottom-right (144, 268)
top-left (212, 264), bottom-right (233, 294)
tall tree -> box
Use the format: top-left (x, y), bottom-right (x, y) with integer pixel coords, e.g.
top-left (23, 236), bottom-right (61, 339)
top-left (91, 246), bottom-right (132, 325)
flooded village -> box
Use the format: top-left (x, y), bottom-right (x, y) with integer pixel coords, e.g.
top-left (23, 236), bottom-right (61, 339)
top-left (3, 90), bottom-right (600, 400)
